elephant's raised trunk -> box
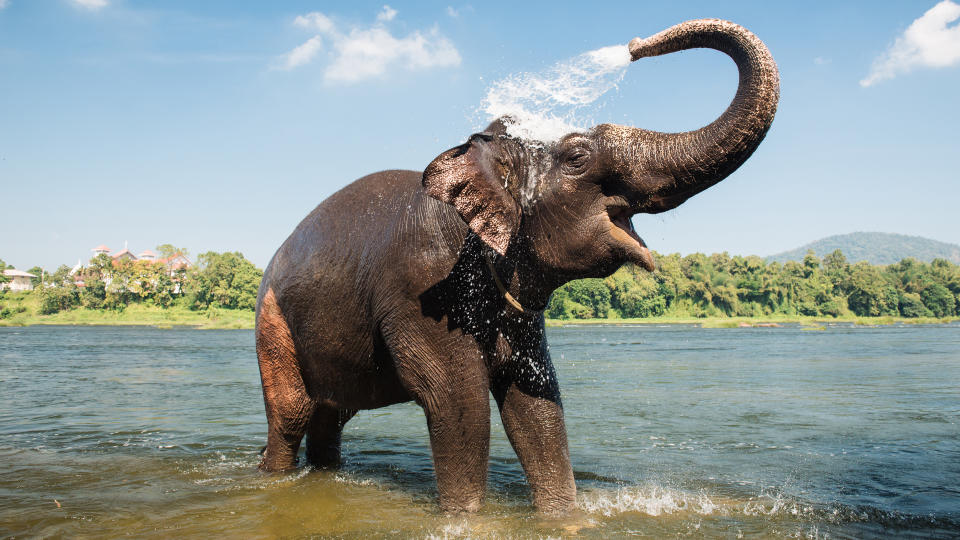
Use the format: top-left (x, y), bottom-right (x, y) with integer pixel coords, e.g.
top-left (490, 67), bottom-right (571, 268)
top-left (597, 19), bottom-right (780, 213)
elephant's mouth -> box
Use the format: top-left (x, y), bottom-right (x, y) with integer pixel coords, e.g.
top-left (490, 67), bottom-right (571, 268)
top-left (607, 204), bottom-right (655, 272)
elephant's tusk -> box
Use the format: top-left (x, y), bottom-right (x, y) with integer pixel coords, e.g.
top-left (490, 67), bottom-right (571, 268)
top-left (484, 252), bottom-right (530, 313)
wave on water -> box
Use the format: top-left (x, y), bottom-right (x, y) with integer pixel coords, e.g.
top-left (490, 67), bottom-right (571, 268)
top-left (579, 485), bottom-right (720, 517)
top-left (577, 484), bottom-right (960, 533)
top-left (577, 485), bottom-right (814, 519)
top-left (333, 471), bottom-right (379, 487)
top-left (480, 45), bottom-right (631, 143)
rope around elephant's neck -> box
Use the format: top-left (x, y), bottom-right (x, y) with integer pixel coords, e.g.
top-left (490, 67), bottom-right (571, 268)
top-left (484, 252), bottom-right (527, 313)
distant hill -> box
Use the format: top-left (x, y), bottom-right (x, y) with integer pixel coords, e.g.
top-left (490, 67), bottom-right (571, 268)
top-left (767, 232), bottom-right (960, 266)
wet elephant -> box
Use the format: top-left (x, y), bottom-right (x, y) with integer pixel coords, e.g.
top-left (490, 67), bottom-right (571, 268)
top-left (255, 19), bottom-right (779, 514)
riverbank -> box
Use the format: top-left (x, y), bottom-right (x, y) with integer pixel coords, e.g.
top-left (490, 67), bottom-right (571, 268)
top-left (1, 297), bottom-right (954, 330)
top-left (545, 315), bottom-right (958, 328)
top-left (0, 298), bottom-right (253, 329)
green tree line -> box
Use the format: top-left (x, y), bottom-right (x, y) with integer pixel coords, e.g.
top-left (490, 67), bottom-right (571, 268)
top-left (547, 250), bottom-right (960, 320)
top-left (0, 249), bottom-right (262, 317)
top-left (5, 248), bottom-right (960, 321)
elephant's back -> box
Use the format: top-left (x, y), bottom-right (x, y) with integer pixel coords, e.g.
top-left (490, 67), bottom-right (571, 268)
top-left (257, 169), bottom-right (465, 352)
top-left (261, 170), bottom-right (423, 304)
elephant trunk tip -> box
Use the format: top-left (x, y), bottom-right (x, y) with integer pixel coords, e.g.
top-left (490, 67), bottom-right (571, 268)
top-left (628, 37), bottom-right (651, 61)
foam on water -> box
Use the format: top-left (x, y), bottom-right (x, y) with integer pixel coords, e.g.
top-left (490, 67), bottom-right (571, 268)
top-left (480, 44), bottom-right (632, 143)
top-left (579, 485), bottom-right (721, 517)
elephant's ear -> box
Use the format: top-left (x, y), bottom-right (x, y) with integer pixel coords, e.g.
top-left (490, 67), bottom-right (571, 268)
top-left (422, 134), bottom-right (520, 255)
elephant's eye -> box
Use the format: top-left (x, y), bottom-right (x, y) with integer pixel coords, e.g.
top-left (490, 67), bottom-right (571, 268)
top-left (562, 148), bottom-right (591, 173)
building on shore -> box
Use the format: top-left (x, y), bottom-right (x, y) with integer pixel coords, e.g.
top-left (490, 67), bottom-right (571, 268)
top-left (157, 253), bottom-right (191, 270)
top-left (74, 244), bottom-right (194, 294)
top-left (85, 244), bottom-right (192, 273)
top-left (2, 269), bottom-right (37, 291)
top-left (110, 248), bottom-right (137, 263)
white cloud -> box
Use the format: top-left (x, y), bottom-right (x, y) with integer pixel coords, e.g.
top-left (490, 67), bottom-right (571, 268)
top-left (377, 5), bottom-right (397, 22)
top-left (279, 7), bottom-right (461, 83)
top-left (294, 12), bottom-right (334, 34)
top-left (71, 0), bottom-right (108, 10)
top-left (447, 4), bottom-right (474, 19)
top-left (446, 6), bottom-right (474, 18)
top-left (814, 56), bottom-right (831, 65)
top-left (0, 0), bottom-right (9, 11)
top-left (326, 26), bottom-right (460, 82)
top-left (861, 0), bottom-right (960, 86)
top-left (280, 35), bottom-right (323, 70)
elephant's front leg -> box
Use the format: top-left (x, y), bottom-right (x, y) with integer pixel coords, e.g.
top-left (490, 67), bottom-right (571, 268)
top-left (390, 326), bottom-right (493, 512)
top-left (422, 381), bottom-right (491, 512)
top-left (492, 360), bottom-right (576, 514)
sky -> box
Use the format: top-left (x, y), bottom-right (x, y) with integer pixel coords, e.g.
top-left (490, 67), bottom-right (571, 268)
top-left (2, 0), bottom-right (959, 271)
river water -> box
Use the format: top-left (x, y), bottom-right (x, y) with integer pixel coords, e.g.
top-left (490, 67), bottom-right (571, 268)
top-left (1, 323), bottom-right (958, 538)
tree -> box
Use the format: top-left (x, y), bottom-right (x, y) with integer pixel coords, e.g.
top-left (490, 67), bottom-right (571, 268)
top-left (0, 259), bottom-right (8, 287)
top-left (921, 282), bottom-right (956, 317)
top-left (887, 257), bottom-right (926, 294)
top-left (652, 253), bottom-right (684, 309)
top-left (105, 259), bottom-right (135, 308)
top-left (39, 284), bottom-right (79, 314)
top-left (710, 252), bottom-right (732, 275)
top-left (188, 251), bottom-right (262, 310)
top-left (546, 278), bottom-right (612, 319)
top-left (733, 255), bottom-right (778, 314)
top-left (545, 286), bottom-right (593, 320)
top-left (545, 287), bottom-right (571, 319)
top-left (899, 292), bottom-right (932, 318)
top-left (48, 265), bottom-right (73, 287)
top-left (564, 279), bottom-right (611, 318)
top-left (156, 244), bottom-right (189, 259)
top-left (930, 258), bottom-right (960, 297)
top-left (122, 260), bottom-right (174, 306)
top-left (605, 266), bottom-right (666, 318)
top-left (823, 249), bottom-right (848, 276)
top-left (845, 262), bottom-right (898, 316)
top-left (80, 279), bottom-right (106, 309)
top-left (802, 250), bottom-right (821, 279)
top-left (87, 254), bottom-right (113, 280)
top-left (27, 266), bottom-right (45, 288)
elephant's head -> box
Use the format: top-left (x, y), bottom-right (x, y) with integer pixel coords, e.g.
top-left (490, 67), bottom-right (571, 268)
top-left (423, 19), bottom-right (779, 302)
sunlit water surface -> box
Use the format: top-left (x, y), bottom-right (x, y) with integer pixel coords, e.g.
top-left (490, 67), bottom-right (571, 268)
top-left (1, 324), bottom-right (958, 538)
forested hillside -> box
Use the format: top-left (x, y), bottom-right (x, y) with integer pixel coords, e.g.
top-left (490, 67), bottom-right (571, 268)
top-left (768, 232), bottom-right (960, 266)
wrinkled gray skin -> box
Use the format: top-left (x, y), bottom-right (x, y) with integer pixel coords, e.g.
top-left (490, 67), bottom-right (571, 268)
top-left (255, 19), bottom-right (779, 514)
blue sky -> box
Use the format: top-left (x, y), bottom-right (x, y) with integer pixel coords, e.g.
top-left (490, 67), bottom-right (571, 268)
top-left (2, 1), bottom-right (959, 270)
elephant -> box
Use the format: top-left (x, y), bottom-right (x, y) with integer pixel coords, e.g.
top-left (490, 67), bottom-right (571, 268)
top-left (255, 18), bottom-right (779, 514)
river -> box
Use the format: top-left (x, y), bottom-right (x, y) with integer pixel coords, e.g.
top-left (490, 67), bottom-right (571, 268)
top-left (1, 323), bottom-right (958, 538)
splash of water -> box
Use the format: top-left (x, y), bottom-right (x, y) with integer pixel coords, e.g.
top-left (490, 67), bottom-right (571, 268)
top-left (579, 485), bottom-right (721, 517)
top-left (480, 44), bottom-right (632, 143)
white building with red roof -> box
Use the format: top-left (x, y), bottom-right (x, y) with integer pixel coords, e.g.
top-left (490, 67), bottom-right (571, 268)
top-left (2, 269), bottom-right (37, 291)
top-left (157, 253), bottom-right (191, 271)
top-left (111, 249), bottom-right (137, 263)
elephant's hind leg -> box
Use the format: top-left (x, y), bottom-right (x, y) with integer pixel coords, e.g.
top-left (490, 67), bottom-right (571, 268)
top-left (305, 406), bottom-right (356, 468)
top-left (257, 287), bottom-right (315, 471)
